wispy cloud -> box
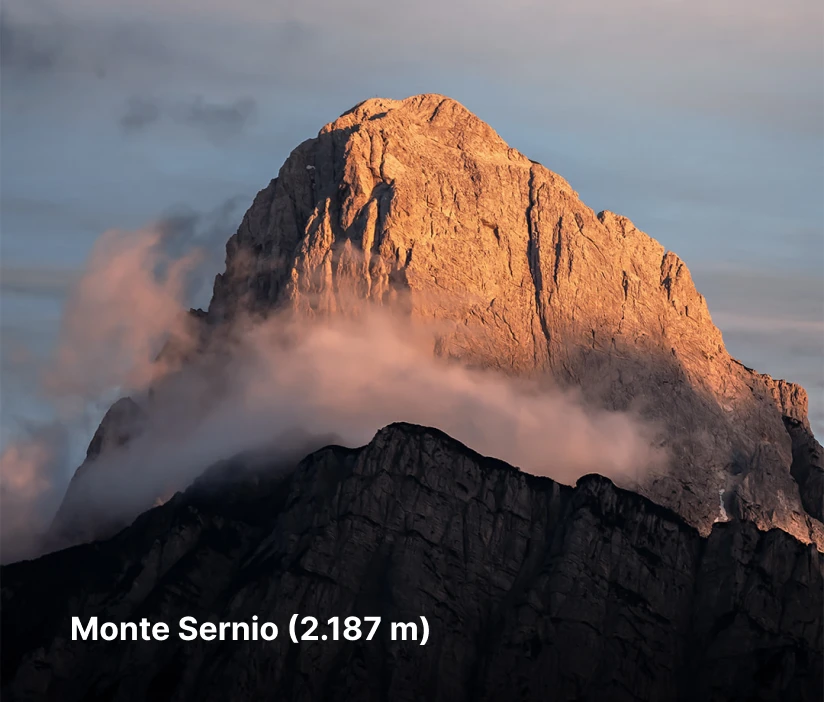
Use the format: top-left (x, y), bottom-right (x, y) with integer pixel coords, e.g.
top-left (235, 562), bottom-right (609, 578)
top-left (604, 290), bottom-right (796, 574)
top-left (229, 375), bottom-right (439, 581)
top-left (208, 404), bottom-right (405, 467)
top-left (695, 264), bottom-right (824, 326)
top-left (695, 263), bottom-right (824, 434)
top-left (0, 6), bottom-right (61, 73)
top-left (119, 97), bottom-right (161, 132)
top-left (0, 266), bottom-right (79, 298)
top-left (1, 221), bottom-right (667, 561)
top-left (711, 312), bottom-right (824, 336)
top-left (0, 2), bottom-right (173, 80)
top-left (182, 96), bottom-right (256, 140)
top-left (3, 0), bottom-right (821, 135)
top-left (119, 96), bottom-right (257, 140)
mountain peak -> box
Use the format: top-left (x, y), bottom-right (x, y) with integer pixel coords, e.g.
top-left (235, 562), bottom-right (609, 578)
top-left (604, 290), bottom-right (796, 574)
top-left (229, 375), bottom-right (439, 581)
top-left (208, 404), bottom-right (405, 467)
top-left (329, 94), bottom-right (493, 134)
top-left (203, 94), bottom-right (824, 545)
top-left (57, 95), bottom-right (824, 551)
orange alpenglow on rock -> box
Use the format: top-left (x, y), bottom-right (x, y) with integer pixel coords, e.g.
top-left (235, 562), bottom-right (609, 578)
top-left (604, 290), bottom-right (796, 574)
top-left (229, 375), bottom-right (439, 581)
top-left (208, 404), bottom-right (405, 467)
top-left (57, 94), bottom-right (823, 550)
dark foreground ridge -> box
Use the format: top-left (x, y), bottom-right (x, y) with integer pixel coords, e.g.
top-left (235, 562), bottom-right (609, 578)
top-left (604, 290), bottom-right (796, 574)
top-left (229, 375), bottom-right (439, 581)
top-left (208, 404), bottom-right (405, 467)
top-left (3, 423), bottom-right (821, 702)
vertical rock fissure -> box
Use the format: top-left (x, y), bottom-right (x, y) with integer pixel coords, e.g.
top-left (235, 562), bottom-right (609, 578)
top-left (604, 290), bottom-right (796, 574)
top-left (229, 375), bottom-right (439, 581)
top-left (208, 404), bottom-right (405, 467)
top-left (526, 166), bottom-right (552, 365)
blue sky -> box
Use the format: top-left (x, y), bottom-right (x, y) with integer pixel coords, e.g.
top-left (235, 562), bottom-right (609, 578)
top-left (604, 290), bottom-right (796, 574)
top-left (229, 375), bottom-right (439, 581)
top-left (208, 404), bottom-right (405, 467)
top-left (2, 0), bottom-right (823, 449)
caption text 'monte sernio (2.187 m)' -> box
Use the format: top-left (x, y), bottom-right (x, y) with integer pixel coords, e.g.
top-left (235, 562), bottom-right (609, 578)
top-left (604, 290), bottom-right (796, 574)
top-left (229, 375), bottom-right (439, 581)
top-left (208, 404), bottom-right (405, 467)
top-left (72, 615), bottom-right (431, 645)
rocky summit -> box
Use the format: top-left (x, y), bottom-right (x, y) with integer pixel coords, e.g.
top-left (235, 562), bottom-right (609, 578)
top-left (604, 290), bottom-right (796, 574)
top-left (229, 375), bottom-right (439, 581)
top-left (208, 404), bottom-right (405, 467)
top-left (217, 95), bottom-right (824, 545)
top-left (60, 93), bottom-right (821, 547)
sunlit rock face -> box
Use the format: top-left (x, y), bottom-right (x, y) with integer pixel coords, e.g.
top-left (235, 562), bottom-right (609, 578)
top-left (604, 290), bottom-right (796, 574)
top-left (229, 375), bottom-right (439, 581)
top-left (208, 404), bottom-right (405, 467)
top-left (200, 94), bottom-right (822, 544)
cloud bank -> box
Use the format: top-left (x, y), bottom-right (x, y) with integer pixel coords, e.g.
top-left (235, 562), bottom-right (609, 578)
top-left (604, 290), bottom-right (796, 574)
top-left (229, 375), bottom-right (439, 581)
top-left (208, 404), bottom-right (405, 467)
top-left (0, 224), bottom-right (666, 562)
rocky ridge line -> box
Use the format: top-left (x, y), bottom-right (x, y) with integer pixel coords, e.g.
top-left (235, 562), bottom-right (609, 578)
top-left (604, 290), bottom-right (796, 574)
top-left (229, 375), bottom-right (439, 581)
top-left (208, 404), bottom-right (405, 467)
top-left (4, 423), bottom-right (822, 701)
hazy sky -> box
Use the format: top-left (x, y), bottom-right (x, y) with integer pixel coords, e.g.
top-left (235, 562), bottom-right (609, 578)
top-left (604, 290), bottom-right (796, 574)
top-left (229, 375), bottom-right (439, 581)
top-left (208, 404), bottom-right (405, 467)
top-left (2, 0), bottom-right (823, 446)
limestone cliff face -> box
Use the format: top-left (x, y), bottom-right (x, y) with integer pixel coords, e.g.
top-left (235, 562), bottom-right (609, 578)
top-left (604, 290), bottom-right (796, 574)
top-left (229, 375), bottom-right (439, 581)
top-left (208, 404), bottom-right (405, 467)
top-left (203, 94), bottom-right (820, 544)
top-left (3, 424), bottom-right (821, 702)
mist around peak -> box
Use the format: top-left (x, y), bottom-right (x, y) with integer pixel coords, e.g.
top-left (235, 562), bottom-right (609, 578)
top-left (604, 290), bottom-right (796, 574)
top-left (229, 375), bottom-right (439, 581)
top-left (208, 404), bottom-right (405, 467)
top-left (0, 223), bottom-right (668, 562)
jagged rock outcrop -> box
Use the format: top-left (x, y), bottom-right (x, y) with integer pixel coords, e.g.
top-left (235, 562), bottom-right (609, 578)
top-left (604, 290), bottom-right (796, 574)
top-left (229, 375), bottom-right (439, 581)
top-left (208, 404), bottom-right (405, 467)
top-left (2, 424), bottom-right (821, 701)
top-left (786, 418), bottom-right (824, 522)
top-left (51, 93), bottom-right (822, 549)
top-left (204, 94), bottom-right (820, 544)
